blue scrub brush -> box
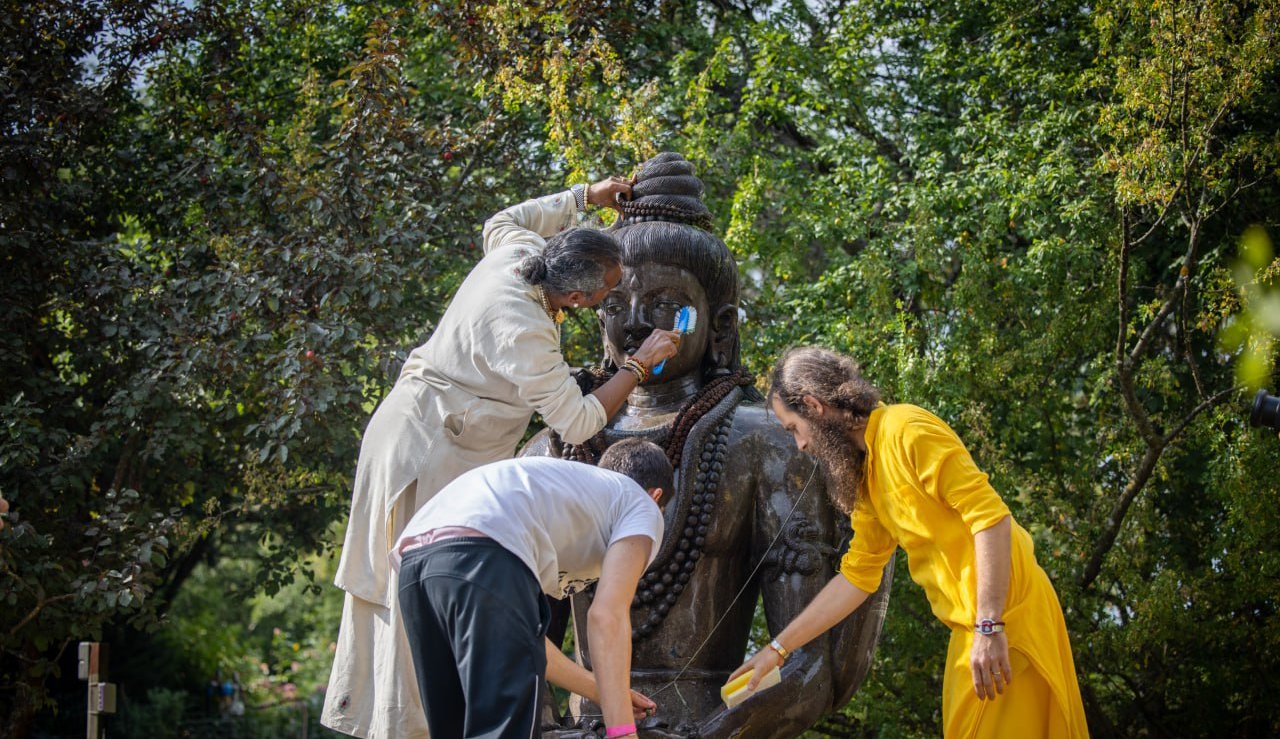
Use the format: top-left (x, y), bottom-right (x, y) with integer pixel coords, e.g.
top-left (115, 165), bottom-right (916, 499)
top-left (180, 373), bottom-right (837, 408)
top-left (652, 306), bottom-right (698, 376)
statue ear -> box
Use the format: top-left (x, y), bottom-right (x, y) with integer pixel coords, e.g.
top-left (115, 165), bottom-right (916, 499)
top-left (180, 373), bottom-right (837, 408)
top-left (710, 304), bottom-right (739, 370)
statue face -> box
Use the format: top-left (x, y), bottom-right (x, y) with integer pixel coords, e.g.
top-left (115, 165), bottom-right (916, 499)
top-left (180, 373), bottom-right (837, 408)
top-left (599, 262), bottom-right (711, 382)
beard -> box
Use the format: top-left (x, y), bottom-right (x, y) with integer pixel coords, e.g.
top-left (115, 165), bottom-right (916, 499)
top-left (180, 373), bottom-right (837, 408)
top-left (806, 416), bottom-right (866, 516)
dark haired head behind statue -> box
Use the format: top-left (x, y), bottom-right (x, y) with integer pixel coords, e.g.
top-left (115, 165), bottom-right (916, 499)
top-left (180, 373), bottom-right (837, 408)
top-left (522, 153), bottom-right (892, 739)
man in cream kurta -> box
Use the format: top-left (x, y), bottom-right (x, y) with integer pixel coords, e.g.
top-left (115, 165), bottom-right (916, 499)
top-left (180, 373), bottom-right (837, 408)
top-left (321, 190), bottom-right (610, 739)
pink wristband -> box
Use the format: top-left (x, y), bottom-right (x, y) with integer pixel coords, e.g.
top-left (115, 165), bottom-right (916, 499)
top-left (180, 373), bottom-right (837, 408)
top-left (606, 724), bottom-right (637, 738)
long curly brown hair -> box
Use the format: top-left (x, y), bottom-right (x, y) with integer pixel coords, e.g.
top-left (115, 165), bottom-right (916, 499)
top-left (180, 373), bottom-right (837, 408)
top-left (768, 346), bottom-right (882, 513)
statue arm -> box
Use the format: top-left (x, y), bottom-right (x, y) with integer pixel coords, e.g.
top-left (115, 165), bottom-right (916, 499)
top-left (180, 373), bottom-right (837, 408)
top-left (693, 454), bottom-right (844, 739)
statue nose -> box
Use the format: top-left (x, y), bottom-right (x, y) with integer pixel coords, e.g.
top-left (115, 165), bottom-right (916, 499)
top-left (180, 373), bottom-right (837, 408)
top-left (623, 303), bottom-right (653, 334)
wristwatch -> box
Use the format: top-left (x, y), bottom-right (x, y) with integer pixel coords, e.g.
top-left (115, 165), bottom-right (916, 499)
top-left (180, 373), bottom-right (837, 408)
top-left (570, 183), bottom-right (589, 212)
top-left (768, 639), bottom-right (790, 662)
top-left (975, 618), bottom-right (1005, 636)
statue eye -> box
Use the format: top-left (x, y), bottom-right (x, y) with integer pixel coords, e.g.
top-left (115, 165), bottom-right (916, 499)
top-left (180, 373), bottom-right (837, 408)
top-left (656, 300), bottom-right (681, 313)
top-left (602, 302), bottom-right (624, 316)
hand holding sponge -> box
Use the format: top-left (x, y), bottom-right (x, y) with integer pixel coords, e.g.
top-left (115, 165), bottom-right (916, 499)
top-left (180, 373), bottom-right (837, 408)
top-left (720, 666), bottom-right (782, 708)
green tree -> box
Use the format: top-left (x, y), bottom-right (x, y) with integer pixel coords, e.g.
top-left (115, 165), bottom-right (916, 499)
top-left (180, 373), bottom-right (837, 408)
top-left (457, 1), bottom-right (1280, 736)
top-left (1, 1), bottom-right (547, 732)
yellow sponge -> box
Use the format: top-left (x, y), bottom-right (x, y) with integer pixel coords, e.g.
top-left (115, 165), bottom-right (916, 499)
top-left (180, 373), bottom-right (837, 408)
top-left (720, 667), bottom-right (782, 708)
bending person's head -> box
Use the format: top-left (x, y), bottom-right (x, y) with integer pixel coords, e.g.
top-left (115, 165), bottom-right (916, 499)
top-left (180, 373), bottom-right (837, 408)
top-left (767, 346), bottom-right (881, 514)
top-left (598, 438), bottom-right (674, 507)
top-left (520, 228), bottom-right (622, 308)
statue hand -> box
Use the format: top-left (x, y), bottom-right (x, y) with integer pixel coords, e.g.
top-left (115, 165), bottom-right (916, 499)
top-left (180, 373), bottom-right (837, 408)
top-left (588, 176), bottom-right (633, 213)
top-left (541, 727), bottom-right (601, 739)
top-left (637, 717), bottom-right (694, 739)
top-left (631, 329), bottom-right (680, 369)
top-left (571, 367), bottom-right (599, 395)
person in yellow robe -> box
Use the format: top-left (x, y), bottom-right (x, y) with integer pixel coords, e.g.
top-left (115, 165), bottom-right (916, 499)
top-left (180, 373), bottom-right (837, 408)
top-left (732, 346), bottom-right (1089, 739)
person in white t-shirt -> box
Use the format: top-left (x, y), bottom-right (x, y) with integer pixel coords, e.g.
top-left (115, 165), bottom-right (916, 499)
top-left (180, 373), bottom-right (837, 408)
top-left (393, 439), bottom-right (671, 739)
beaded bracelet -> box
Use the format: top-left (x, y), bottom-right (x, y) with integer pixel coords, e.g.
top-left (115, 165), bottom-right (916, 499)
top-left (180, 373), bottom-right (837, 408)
top-left (622, 358), bottom-right (648, 384)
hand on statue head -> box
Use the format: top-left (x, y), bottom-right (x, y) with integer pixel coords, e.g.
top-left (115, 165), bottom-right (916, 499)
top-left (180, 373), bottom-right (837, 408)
top-left (588, 176), bottom-right (634, 213)
top-left (631, 329), bottom-right (681, 369)
top-left (728, 644), bottom-right (783, 693)
top-left (629, 689), bottom-right (657, 721)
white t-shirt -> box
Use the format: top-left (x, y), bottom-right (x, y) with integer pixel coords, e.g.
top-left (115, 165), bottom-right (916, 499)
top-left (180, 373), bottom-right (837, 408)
top-left (393, 457), bottom-right (664, 599)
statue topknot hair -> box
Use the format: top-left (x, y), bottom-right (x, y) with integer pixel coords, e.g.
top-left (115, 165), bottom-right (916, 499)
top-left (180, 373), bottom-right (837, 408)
top-left (616, 152), bottom-right (715, 231)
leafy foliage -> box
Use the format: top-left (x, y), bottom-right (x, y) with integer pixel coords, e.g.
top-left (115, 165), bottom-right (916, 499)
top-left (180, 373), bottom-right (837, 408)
top-left (2, 1), bottom-right (1278, 738)
top-left (2, 1), bottom-right (536, 732)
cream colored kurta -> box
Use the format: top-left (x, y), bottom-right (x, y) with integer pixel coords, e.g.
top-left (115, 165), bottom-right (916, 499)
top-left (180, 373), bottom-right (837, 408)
top-left (321, 191), bottom-right (608, 739)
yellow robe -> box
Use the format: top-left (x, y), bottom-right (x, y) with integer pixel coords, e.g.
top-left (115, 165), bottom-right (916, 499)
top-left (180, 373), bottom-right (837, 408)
top-left (838, 404), bottom-right (1089, 739)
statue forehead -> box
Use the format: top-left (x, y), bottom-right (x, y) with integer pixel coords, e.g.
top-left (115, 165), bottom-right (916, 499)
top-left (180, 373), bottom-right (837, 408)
top-left (620, 261), bottom-right (704, 293)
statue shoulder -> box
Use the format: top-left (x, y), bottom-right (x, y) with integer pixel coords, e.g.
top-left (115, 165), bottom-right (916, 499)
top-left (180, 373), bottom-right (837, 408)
top-left (722, 401), bottom-right (810, 487)
top-left (518, 427), bottom-right (558, 458)
top-left (726, 401), bottom-right (795, 445)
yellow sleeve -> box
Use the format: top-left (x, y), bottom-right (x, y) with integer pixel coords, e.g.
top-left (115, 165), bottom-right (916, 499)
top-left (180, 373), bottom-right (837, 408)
top-left (902, 408), bottom-right (1010, 535)
top-left (839, 501), bottom-right (897, 592)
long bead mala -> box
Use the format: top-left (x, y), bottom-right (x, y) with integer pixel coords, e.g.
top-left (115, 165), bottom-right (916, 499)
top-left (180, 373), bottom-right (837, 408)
top-left (562, 368), bottom-right (756, 641)
top-left (629, 409), bottom-right (734, 640)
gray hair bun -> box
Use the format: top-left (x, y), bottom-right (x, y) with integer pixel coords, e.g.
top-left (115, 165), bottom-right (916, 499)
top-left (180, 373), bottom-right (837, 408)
top-left (519, 253), bottom-right (549, 285)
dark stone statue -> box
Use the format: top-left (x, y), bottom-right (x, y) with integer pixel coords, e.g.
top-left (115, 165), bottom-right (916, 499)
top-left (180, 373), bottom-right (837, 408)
top-left (523, 152), bottom-right (892, 739)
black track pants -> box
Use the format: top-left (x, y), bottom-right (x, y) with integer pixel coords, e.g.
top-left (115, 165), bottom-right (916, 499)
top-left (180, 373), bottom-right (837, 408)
top-left (398, 538), bottom-right (552, 739)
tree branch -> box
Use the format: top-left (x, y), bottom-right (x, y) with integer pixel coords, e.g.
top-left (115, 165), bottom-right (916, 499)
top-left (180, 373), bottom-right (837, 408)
top-left (8, 593), bottom-right (76, 639)
top-left (1116, 211), bottom-right (1162, 445)
top-left (1083, 384), bottom-right (1241, 591)
top-left (1130, 187), bottom-right (1182, 247)
top-left (1116, 211), bottom-right (1131, 366)
top-left (1081, 442), bottom-right (1163, 590)
top-left (1162, 385), bottom-right (1241, 446)
top-left (842, 102), bottom-right (912, 179)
